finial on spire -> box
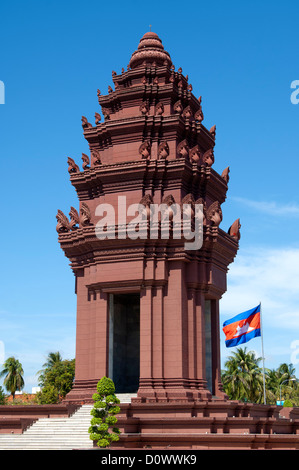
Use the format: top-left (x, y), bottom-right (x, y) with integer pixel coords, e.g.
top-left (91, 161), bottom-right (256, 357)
top-left (149, 24), bottom-right (152, 31)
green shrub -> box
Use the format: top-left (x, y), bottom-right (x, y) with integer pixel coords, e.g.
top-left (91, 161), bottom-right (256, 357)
top-left (88, 376), bottom-right (121, 448)
top-left (36, 384), bottom-right (59, 404)
top-left (283, 399), bottom-right (293, 407)
top-left (0, 386), bottom-right (6, 405)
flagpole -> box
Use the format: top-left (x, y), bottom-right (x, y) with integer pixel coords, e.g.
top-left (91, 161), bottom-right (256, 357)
top-left (260, 301), bottom-right (266, 405)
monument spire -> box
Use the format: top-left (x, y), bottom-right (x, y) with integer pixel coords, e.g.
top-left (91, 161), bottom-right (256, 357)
top-left (129, 31), bottom-right (172, 69)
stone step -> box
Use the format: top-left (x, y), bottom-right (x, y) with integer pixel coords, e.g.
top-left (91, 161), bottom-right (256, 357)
top-left (0, 395), bottom-right (137, 450)
top-left (0, 404), bottom-right (94, 450)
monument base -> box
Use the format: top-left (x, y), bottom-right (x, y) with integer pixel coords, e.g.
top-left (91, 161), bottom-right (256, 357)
top-left (64, 378), bottom-right (216, 405)
top-left (134, 377), bottom-right (213, 403)
top-left (109, 400), bottom-right (299, 450)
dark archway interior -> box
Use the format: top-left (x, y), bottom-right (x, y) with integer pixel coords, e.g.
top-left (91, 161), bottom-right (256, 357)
top-left (110, 293), bottom-right (140, 393)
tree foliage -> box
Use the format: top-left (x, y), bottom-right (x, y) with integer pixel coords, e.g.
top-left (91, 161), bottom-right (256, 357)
top-left (221, 347), bottom-right (299, 405)
top-left (0, 386), bottom-right (6, 405)
top-left (0, 357), bottom-right (24, 400)
top-left (36, 352), bottom-right (75, 404)
top-left (88, 376), bottom-right (121, 448)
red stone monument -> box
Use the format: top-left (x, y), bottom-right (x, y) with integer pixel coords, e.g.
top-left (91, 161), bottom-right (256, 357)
top-left (52, 32), bottom-right (299, 450)
top-left (56, 32), bottom-right (240, 405)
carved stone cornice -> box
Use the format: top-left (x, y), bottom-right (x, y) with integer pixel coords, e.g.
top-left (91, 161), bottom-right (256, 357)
top-left (68, 158), bottom-right (227, 204)
top-left (57, 218), bottom-right (238, 276)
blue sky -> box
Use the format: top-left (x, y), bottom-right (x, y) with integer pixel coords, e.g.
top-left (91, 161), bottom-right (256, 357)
top-left (0, 0), bottom-right (299, 391)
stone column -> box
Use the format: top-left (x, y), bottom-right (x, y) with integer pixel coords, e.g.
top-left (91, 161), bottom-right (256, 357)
top-left (211, 299), bottom-right (228, 399)
top-left (195, 291), bottom-right (212, 400)
top-left (152, 285), bottom-right (166, 398)
top-left (94, 289), bottom-right (109, 380)
top-left (64, 275), bottom-right (109, 403)
top-left (162, 262), bottom-right (186, 399)
top-left (137, 285), bottom-right (155, 399)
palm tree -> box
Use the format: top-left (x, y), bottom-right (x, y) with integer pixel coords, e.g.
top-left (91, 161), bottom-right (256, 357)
top-left (0, 357), bottom-right (24, 400)
top-left (42, 352), bottom-right (62, 370)
top-left (221, 347), bottom-right (265, 403)
top-left (265, 368), bottom-right (280, 403)
top-left (277, 363), bottom-right (296, 383)
top-left (276, 363), bottom-right (297, 402)
top-left (37, 352), bottom-right (63, 387)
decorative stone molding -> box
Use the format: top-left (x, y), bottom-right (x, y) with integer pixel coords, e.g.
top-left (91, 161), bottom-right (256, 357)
top-left (173, 100), bottom-right (183, 114)
top-left (182, 105), bottom-right (193, 120)
top-left (69, 207), bottom-right (79, 230)
top-left (140, 102), bottom-right (149, 115)
top-left (67, 157), bottom-right (80, 174)
top-left (206, 201), bottom-right (223, 227)
top-left (91, 149), bottom-right (101, 167)
top-left (158, 141), bottom-right (169, 159)
top-left (94, 112), bottom-right (101, 124)
top-left (195, 198), bottom-right (207, 224)
top-left (177, 139), bottom-right (189, 159)
top-left (80, 202), bottom-right (92, 227)
top-left (56, 210), bottom-right (70, 233)
top-left (194, 109), bottom-right (204, 123)
top-left (181, 193), bottom-right (195, 218)
top-left (155, 102), bottom-right (164, 115)
top-left (228, 218), bottom-right (241, 241)
top-left (221, 166), bottom-right (230, 184)
top-left (102, 107), bottom-right (110, 120)
top-left (81, 153), bottom-right (90, 170)
top-left (202, 148), bottom-right (214, 167)
top-left (210, 124), bottom-right (216, 139)
top-left (139, 140), bottom-right (151, 159)
top-left (189, 145), bottom-right (201, 164)
top-left (81, 116), bottom-right (92, 129)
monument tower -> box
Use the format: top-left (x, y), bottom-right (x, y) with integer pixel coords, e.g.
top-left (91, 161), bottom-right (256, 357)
top-left (56, 32), bottom-right (240, 404)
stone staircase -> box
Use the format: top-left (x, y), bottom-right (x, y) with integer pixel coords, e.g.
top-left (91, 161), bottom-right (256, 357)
top-left (0, 394), bottom-right (136, 450)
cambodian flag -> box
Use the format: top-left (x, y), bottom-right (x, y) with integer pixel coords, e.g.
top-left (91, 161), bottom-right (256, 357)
top-left (222, 304), bottom-right (261, 348)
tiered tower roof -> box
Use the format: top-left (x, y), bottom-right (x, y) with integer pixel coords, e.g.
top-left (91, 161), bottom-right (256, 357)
top-left (58, 32), bottom-right (240, 273)
top-left (79, 31), bottom-right (215, 167)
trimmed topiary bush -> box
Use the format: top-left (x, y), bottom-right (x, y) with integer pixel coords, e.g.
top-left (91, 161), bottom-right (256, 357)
top-left (283, 399), bottom-right (293, 407)
top-left (88, 376), bottom-right (121, 448)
